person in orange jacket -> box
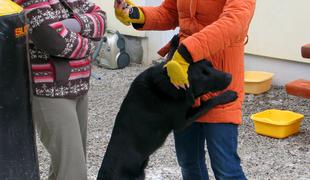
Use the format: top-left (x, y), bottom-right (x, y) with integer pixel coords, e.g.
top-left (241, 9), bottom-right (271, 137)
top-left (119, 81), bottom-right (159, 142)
top-left (115, 0), bottom-right (256, 179)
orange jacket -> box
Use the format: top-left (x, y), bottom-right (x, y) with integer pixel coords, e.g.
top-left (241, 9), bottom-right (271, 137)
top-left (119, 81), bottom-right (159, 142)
top-left (138, 0), bottom-right (256, 124)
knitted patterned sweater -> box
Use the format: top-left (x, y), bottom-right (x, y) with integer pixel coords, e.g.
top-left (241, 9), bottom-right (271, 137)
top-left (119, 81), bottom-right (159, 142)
top-left (14, 0), bottom-right (106, 97)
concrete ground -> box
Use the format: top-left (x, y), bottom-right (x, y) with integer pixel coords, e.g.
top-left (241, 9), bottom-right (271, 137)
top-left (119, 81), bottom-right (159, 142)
top-left (37, 63), bottom-right (310, 180)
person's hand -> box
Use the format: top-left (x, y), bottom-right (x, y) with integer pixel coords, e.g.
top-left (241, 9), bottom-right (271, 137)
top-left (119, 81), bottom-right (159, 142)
top-left (61, 18), bottom-right (81, 33)
top-left (114, 0), bottom-right (145, 26)
top-left (164, 50), bottom-right (190, 89)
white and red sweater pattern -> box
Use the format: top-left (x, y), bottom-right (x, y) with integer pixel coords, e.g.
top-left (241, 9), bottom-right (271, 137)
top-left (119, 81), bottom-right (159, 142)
top-left (15, 0), bottom-right (106, 97)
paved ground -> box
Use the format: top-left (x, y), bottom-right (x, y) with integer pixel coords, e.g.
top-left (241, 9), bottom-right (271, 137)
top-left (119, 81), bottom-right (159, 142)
top-left (37, 63), bottom-right (310, 180)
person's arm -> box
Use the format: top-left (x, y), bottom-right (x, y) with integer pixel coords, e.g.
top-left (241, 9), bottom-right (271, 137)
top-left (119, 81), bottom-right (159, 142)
top-left (21, 0), bottom-right (96, 59)
top-left (73, 1), bottom-right (107, 40)
top-left (181, 0), bottom-right (256, 62)
top-left (134, 0), bottom-right (178, 30)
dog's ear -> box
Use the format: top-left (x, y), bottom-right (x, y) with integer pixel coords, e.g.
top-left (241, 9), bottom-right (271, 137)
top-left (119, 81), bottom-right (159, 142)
top-left (204, 60), bottom-right (213, 67)
top-left (150, 63), bottom-right (188, 100)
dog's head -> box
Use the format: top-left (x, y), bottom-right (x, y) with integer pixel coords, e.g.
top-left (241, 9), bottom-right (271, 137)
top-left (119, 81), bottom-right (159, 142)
top-left (188, 60), bottom-right (232, 98)
top-left (151, 60), bottom-right (232, 99)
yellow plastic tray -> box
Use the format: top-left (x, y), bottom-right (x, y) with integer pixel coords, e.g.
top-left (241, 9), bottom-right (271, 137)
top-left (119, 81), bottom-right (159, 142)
top-left (251, 109), bottom-right (304, 138)
top-left (245, 71), bottom-right (274, 94)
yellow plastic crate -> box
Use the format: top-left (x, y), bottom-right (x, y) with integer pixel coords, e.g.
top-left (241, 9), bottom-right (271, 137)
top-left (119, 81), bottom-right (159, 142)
top-left (251, 109), bottom-right (304, 138)
top-left (245, 71), bottom-right (274, 94)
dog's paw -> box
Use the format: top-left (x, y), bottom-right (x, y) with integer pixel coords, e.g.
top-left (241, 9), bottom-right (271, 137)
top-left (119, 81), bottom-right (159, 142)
top-left (221, 90), bottom-right (238, 103)
top-left (215, 90), bottom-right (238, 105)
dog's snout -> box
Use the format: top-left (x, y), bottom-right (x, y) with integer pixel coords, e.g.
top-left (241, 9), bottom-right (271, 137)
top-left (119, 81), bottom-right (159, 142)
top-left (225, 74), bottom-right (232, 83)
top-left (215, 73), bottom-right (232, 91)
top-left (221, 73), bottom-right (232, 89)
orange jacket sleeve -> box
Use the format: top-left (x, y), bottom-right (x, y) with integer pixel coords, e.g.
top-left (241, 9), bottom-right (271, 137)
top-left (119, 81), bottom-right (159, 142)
top-left (182, 0), bottom-right (256, 62)
top-left (137, 0), bottom-right (178, 30)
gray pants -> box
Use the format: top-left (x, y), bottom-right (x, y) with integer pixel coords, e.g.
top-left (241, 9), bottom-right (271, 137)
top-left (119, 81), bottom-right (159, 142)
top-left (32, 95), bottom-right (88, 180)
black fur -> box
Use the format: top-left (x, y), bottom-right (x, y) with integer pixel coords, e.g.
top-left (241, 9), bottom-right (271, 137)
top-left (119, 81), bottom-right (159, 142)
top-left (97, 61), bottom-right (237, 180)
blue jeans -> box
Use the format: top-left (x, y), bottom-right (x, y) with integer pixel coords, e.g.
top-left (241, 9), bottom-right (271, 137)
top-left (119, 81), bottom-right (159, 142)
top-left (174, 123), bottom-right (246, 180)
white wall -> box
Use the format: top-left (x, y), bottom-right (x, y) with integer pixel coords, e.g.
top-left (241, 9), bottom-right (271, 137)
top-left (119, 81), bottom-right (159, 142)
top-left (145, 30), bottom-right (179, 61)
top-left (144, 0), bottom-right (178, 61)
top-left (244, 0), bottom-right (310, 86)
top-left (245, 54), bottom-right (310, 86)
top-left (245, 0), bottom-right (310, 63)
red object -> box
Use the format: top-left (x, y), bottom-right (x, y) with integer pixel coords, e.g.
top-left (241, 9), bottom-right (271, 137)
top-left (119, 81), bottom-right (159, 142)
top-left (301, 44), bottom-right (310, 59)
top-left (285, 79), bottom-right (310, 99)
top-left (157, 41), bottom-right (172, 57)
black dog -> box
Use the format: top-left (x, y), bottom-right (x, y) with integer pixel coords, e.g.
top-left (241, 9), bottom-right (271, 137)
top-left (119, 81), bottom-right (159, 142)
top-left (97, 61), bottom-right (237, 180)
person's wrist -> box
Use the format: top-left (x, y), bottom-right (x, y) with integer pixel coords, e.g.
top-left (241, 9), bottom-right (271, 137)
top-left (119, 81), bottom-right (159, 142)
top-left (128, 6), bottom-right (145, 24)
top-left (61, 18), bottom-right (81, 33)
top-left (72, 14), bottom-right (85, 32)
top-left (177, 44), bottom-right (193, 64)
top-left (132, 22), bottom-right (144, 29)
top-left (170, 51), bottom-right (190, 74)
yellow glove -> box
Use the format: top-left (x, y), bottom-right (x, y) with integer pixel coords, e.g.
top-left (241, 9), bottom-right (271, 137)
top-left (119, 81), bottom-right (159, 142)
top-left (0, 0), bottom-right (23, 16)
top-left (164, 50), bottom-right (190, 89)
top-left (114, 0), bottom-right (145, 26)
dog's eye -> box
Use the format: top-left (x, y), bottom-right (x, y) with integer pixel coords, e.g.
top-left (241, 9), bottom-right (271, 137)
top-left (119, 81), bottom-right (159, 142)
top-left (203, 70), bottom-right (210, 76)
top-left (205, 61), bottom-right (213, 67)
